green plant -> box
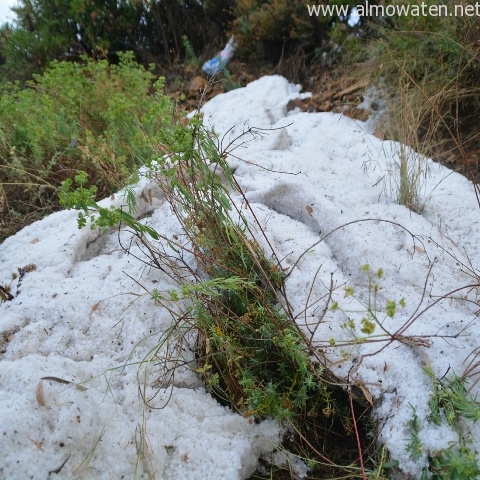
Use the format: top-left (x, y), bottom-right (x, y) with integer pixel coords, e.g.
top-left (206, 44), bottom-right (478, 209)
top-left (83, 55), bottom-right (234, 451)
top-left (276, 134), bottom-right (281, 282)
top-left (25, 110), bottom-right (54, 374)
top-left (367, 445), bottom-right (398, 479)
top-left (330, 264), bottom-right (407, 346)
top-left (61, 116), bottom-right (373, 476)
top-left (400, 366), bottom-right (480, 478)
top-left (221, 66), bottom-right (240, 91)
top-left (425, 366), bottom-right (480, 429)
top-left (386, 141), bottom-right (430, 214)
top-left (0, 52), bottom-right (174, 242)
top-left (405, 405), bottom-right (423, 459)
top-left (396, 147), bottom-right (424, 213)
top-left (61, 115), bottom-right (327, 416)
top-left (181, 35), bottom-right (201, 69)
top-left (59, 172), bottom-right (159, 238)
top-left (401, 369), bottom-right (480, 478)
top-left (430, 446), bottom-right (480, 479)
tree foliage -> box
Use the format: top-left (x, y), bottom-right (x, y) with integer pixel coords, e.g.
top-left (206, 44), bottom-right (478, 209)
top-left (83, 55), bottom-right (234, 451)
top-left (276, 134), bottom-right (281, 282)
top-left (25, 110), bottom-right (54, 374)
top-left (0, 0), bottom-right (364, 81)
top-left (230, 0), bottom-right (357, 60)
top-left (0, 0), bottom-right (231, 81)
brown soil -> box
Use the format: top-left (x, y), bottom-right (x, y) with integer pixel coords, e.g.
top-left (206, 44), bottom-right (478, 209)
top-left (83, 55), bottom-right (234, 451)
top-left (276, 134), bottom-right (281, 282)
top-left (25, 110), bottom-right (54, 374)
top-left (163, 58), bottom-right (371, 121)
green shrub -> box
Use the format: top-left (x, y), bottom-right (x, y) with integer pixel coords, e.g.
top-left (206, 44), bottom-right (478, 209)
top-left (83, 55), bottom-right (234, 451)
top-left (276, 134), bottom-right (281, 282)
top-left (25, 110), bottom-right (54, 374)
top-left (61, 114), bottom-right (331, 421)
top-left (430, 447), bottom-right (480, 480)
top-left (0, 51), bottom-right (174, 242)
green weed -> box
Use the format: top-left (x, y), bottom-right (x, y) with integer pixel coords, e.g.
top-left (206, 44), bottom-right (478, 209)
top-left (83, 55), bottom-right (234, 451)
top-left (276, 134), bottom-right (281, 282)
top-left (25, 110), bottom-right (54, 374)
top-left (430, 446), bottom-right (480, 479)
top-left (402, 366), bottom-right (480, 478)
top-left (425, 366), bottom-right (480, 429)
top-left (405, 405), bottom-right (423, 459)
top-left (331, 264), bottom-right (407, 345)
top-left (61, 116), bottom-right (372, 476)
top-left (0, 52), bottom-right (174, 242)
top-left (181, 35), bottom-right (201, 69)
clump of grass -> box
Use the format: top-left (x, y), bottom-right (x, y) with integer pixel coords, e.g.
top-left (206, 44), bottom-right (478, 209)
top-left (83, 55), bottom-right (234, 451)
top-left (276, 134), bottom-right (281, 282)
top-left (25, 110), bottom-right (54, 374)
top-left (425, 366), bottom-right (480, 429)
top-left (376, 72), bottom-right (443, 214)
top-left (362, 4), bottom-right (480, 203)
top-left (386, 141), bottom-right (430, 215)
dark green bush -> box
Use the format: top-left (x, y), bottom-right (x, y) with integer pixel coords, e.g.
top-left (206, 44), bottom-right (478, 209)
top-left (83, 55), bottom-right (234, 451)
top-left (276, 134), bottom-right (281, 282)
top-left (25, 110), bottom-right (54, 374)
top-left (0, 0), bottom-right (230, 82)
top-left (230, 0), bottom-right (330, 59)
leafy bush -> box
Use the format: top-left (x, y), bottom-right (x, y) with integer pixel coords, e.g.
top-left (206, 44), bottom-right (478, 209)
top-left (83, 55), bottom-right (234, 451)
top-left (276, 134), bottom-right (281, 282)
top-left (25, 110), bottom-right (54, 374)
top-left (0, 52), bottom-right (174, 242)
